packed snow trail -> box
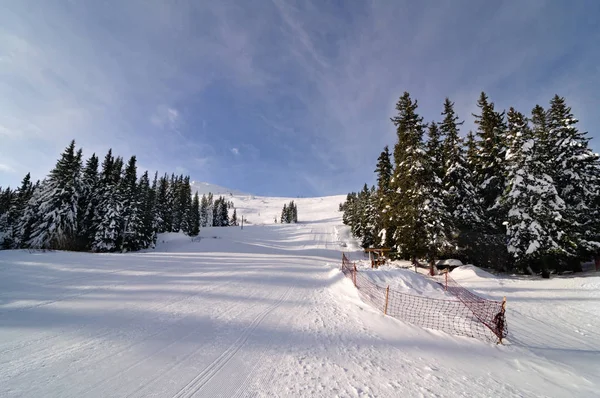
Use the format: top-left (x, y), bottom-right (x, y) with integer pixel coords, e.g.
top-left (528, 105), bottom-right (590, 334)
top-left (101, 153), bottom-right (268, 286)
top-left (1, 195), bottom-right (599, 397)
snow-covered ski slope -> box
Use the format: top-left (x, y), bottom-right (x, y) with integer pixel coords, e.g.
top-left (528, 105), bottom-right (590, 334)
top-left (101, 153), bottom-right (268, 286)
top-left (1, 193), bottom-right (599, 397)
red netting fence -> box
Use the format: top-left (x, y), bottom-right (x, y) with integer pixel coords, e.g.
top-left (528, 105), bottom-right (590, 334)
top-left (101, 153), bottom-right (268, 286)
top-left (341, 254), bottom-right (507, 343)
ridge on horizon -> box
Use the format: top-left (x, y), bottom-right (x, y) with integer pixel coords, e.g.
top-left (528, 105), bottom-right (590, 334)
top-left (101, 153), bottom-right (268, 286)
top-left (190, 180), bottom-right (348, 199)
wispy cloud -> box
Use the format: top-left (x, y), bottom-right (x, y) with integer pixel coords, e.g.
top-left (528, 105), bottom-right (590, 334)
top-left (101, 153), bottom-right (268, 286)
top-left (231, 148), bottom-right (240, 156)
top-left (0, 163), bottom-right (15, 173)
top-left (151, 106), bottom-right (180, 130)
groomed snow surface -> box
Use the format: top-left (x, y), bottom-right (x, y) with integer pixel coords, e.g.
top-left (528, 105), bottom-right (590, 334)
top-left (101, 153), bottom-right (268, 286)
top-left (1, 194), bottom-right (599, 397)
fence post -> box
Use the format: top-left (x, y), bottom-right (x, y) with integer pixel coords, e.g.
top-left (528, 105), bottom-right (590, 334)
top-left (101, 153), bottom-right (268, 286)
top-left (353, 264), bottom-right (357, 287)
top-left (497, 296), bottom-right (507, 344)
top-left (445, 270), bottom-right (448, 291)
top-left (384, 285), bottom-right (390, 315)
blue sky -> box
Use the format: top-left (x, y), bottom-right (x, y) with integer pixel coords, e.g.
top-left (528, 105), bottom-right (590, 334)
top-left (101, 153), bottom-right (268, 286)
top-left (1, 0), bottom-right (599, 197)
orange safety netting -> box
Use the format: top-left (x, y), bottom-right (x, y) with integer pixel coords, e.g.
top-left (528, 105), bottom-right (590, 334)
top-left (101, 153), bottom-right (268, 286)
top-left (341, 254), bottom-right (507, 343)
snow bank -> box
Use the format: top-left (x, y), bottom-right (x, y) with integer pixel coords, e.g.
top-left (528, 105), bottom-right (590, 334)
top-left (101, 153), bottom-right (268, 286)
top-left (451, 264), bottom-right (497, 281)
top-left (355, 264), bottom-right (450, 299)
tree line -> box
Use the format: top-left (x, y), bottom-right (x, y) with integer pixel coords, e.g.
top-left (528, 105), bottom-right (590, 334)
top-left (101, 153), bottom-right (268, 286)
top-left (0, 141), bottom-right (238, 252)
top-left (341, 92), bottom-right (600, 275)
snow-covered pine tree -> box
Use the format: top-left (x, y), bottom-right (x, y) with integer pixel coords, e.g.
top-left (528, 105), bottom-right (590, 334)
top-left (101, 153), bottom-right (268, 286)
top-left (178, 176), bottom-right (193, 233)
top-left (0, 187), bottom-right (11, 216)
top-left (155, 174), bottom-right (169, 233)
top-left (426, 122), bottom-right (444, 182)
top-left (28, 141), bottom-right (83, 250)
top-left (352, 185), bottom-right (372, 245)
top-left (375, 146), bottom-right (393, 194)
top-left (440, 99), bottom-right (482, 252)
top-left (422, 121), bottom-right (451, 265)
top-left (359, 186), bottom-right (379, 248)
top-left (0, 173), bottom-right (34, 249)
top-left (77, 154), bottom-right (99, 250)
top-left (170, 175), bottom-right (182, 232)
top-left (188, 192), bottom-right (200, 237)
top-left (502, 108), bottom-right (565, 273)
top-left (120, 156), bottom-right (144, 252)
top-left (212, 197), bottom-right (222, 226)
top-left (206, 193), bottom-right (214, 227)
top-left (0, 187), bottom-right (15, 249)
top-left (465, 130), bottom-right (478, 177)
top-left (0, 187), bottom-right (11, 215)
top-left (92, 150), bottom-right (123, 252)
top-left (230, 208), bottom-right (238, 226)
top-left (138, 171), bottom-right (157, 248)
top-left (14, 180), bottom-right (41, 249)
top-left (547, 95), bottom-right (600, 263)
top-left (472, 92), bottom-right (507, 232)
top-left (200, 194), bottom-right (209, 227)
top-left (374, 146), bottom-right (394, 248)
top-left (221, 197), bottom-right (230, 226)
top-left (164, 174), bottom-right (177, 232)
top-left (341, 192), bottom-right (358, 227)
top-left (292, 201), bottom-right (298, 223)
top-left (389, 92), bottom-right (430, 261)
top-left (211, 196), bottom-right (229, 227)
top-left (281, 204), bottom-right (288, 224)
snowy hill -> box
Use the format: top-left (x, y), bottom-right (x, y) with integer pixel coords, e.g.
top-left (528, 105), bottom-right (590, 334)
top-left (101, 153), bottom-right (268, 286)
top-left (189, 181), bottom-right (248, 196)
top-left (1, 193), bottom-right (599, 397)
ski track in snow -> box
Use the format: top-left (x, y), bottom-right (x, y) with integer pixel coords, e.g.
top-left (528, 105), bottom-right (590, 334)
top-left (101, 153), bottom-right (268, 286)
top-left (0, 264), bottom-right (238, 359)
top-left (1, 194), bottom-right (600, 397)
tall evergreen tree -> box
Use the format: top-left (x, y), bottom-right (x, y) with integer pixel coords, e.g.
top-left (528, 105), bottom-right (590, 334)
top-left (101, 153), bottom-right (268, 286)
top-left (341, 192), bottom-right (358, 227)
top-left (374, 147), bottom-right (394, 248)
top-left (426, 122), bottom-right (444, 181)
top-left (502, 108), bottom-right (565, 273)
top-left (200, 194), bottom-right (209, 227)
top-left (230, 208), bottom-right (238, 226)
top-left (120, 156), bottom-right (144, 252)
top-left (0, 173), bottom-right (34, 248)
top-left (189, 192), bottom-right (200, 236)
top-left (423, 122), bottom-right (451, 264)
top-left (281, 204), bottom-right (288, 224)
top-left (220, 197), bottom-right (230, 227)
top-left (472, 92), bottom-right (507, 232)
top-left (139, 171), bottom-right (157, 248)
top-left (547, 95), bottom-right (600, 260)
top-left (0, 187), bottom-right (15, 248)
top-left (465, 130), bottom-right (478, 177)
top-left (389, 92), bottom-right (430, 261)
top-left (180, 176), bottom-right (193, 233)
top-left (375, 146), bottom-right (393, 194)
top-left (358, 186), bottom-right (378, 247)
top-left (77, 154), bottom-right (99, 250)
top-left (440, 99), bottom-right (482, 251)
top-left (15, 181), bottom-right (42, 249)
top-left (155, 174), bottom-right (170, 233)
top-left (206, 192), bottom-right (214, 227)
top-left (28, 141), bottom-right (83, 249)
top-left (291, 201), bottom-right (298, 223)
top-left (92, 150), bottom-right (123, 252)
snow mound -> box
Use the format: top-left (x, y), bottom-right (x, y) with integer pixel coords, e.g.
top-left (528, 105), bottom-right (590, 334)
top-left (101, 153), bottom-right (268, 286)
top-left (359, 266), bottom-right (449, 299)
top-left (451, 264), bottom-right (497, 281)
top-left (437, 259), bottom-right (463, 266)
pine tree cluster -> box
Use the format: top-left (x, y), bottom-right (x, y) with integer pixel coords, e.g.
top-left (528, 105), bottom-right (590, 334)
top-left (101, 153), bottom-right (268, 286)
top-left (199, 193), bottom-right (235, 227)
top-left (281, 201), bottom-right (298, 223)
top-left (341, 93), bottom-right (600, 274)
top-left (0, 141), bottom-right (237, 252)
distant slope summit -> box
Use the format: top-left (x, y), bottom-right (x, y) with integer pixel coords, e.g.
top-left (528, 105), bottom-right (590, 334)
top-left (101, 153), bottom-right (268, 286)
top-left (189, 181), bottom-right (249, 196)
